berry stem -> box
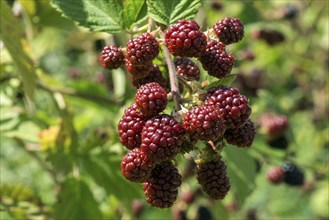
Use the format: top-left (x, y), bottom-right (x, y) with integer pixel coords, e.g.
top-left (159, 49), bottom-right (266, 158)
top-left (161, 34), bottom-right (181, 111)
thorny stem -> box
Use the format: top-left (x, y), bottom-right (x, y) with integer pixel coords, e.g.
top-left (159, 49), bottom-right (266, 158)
top-left (160, 33), bottom-right (182, 111)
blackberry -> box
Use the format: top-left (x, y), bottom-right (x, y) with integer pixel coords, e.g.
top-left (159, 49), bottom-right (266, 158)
top-left (132, 64), bottom-right (167, 89)
top-left (141, 114), bottom-right (185, 163)
top-left (204, 85), bottom-right (251, 129)
top-left (143, 161), bottom-right (182, 208)
top-left (196, 159), bottom-right (230, 200)
top-left (213, 17), bottom-right (244, 45)
top-left (195, 206), bottom-right (213, 220)
top-left (126, 33), bottom-right (159, 65)
top-left (183, 105), bottom-right (225, 142)
top-left (267, 166), bottom-right (284, 184)
top-left (258, 113), bottom-right (288, 139)
top-left (174, 57), bottom-right (200, 81)
top-left (236, 69), bottom-right (264, 96)
top-left (252, 29), bottom-right (285, 46)
top-left (131, 200), bottom-right (144, 218)
top-left (198, 40), bottom-right (235, 78)
top-left (135, 82), bottom-right (167, 116)
top-left (165, 19), bottom-right (207, 57)
top-left (120, 148), bottom-right (153, 182)
top-left (99, 45), bottom-right (125, 70)
top-left (267, 134), bottom-right (289, 150)
top-left (224, 119), bottom-right (256, 148)
top-left (125, 59), bottom-right (153, 79)
top-left (172, 208), bottom-right (188, 220)
top-left (281, 162), bottom-right (305, 186)
top-left (118, 103), bottom-right (149, 150)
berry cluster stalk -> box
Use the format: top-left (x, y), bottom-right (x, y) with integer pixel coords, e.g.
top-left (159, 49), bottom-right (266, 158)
top-left (162, 42), bottom-right (181, 111)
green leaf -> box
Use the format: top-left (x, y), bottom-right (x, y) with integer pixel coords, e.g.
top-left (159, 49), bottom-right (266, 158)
top-left (54, 177), bottom-right (103, 219)
top-left (146, 0), bottom-right (201, 25)
top-left (204, 74), bottom-right (237, 90)
top-left (0, 1), bottom-right (36, 101)
top-left (122, 0), bottom-right (147, 29)
top-left (50, 0), bottom-right (123, 33)
top-left (82, 155), bottom-right (142, 209)
top-left (223, 146), bottom-right (256, 206)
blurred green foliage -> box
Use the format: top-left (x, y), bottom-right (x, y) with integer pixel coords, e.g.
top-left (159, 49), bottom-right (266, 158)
top-left (1, 0), bottom-right (328, 220)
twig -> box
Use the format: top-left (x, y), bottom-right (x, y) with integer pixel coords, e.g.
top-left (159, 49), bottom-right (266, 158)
top-left (37, 83), bottom-right (122, 106)
top-left (160, 33), bottom-right (182, 111)
top-left (14, 138), bottom-right (60, 184)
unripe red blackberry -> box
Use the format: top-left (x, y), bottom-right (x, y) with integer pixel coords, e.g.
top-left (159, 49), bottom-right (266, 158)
top-left (213, 17), bottom-right (244, 45)
top-left (196, 159), bottom-right (230, 200)
top-left (224, 119), bottom-right (256, 148)
top-left (165, 19), bottom-right (207, 57)
top-left (118, 103), bottom-right (149, 150)
top-left (183, 105), bottom-right (225, 142)
top-left (135, 82), bottom-right (167, 116)
top-left (125, 59), bottom-right (153, 79)
top-left (131, 200), bottom-right (144, 218)
top-left (258, 113), bottom-right (288, 139)
top-left (126, 33), bottom-right (159, 65)
top-left (120, 148), bottom-right (153, 182)
top-left (141, 114), bottom-right (185, 163)
top-left (99, 45), bottom-right (125, 70)
top-left (132, 64), bottom-right (167, 89)
top-left (281, 162), bottom-right (305, 186)
top-left (143, 161), bottom-right (182, 208)
top-left (267, 166), bottom-right (284, 184)
top-left (198, 40), bottom-right (235, 78)
top-left (174, 57), bottom-right (200, 81)
top-left (204, 86), bottom-right (251, 129)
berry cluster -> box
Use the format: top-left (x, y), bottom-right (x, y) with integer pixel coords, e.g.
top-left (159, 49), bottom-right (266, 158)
top-left (258, 112), bottom-right (289, 149)
top-left (267, 163), bottom-right (305, 186)
top-left (99, 17), bottom-right (256, 208)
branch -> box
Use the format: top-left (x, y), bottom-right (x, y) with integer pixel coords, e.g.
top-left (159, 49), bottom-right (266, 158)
top-left (161, 34), bottom-right (182, 111)
top-left (37, 83), bottom-right (123, 106)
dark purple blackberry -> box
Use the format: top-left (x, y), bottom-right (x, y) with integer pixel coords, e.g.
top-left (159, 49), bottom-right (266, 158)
top-left (198, 40), bottom-right (235, 79)
top-left (141, 114), bottom-right (185, 163)
top-left (267, 134), bottom-right (289, 150)
top-left (267, 166), bottom-right (284, 184)
top-left (204, 85), bottom-right (251, 129)
top-left (125, 59), bottom-right (153, 79)
top-left (213, 17), bottom-right (244, 45)
top-left (183, 105), bottom-right (225, 142)
top-left (99, 45), bottom-right (125, 70)
top-left (174, 57), bottom-right (200, 81)
top-left (135, 82), bottom-right (167, 116)
top-left (281, 162), bottom-right (305, 186)
top-left (143, 161), bottom-right (182, 208)
top-left (196, 159), bottom-right (230, 200)
top-left (195, 206), bottom-right (213, 220)
top-left (118, 103), bottom-right (149, 150)
top-left (165, 19), bottom-right (207, 57)
top-left (120, 148), bottom-right (153, 182)
top-left (132, 64), bottom-right (167, 89)
top-left (224, 119), bottom-right (256, 148)
top-left (236, 69), bottom-right (264, 96)
top-left (126, 33), bottom-right (159, 65)
top-left (252, 29), bottom-right (285, 46)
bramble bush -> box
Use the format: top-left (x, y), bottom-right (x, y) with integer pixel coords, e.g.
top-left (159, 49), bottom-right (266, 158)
top-left (1, 1), bottom-right (328, 220)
